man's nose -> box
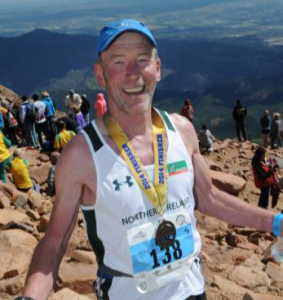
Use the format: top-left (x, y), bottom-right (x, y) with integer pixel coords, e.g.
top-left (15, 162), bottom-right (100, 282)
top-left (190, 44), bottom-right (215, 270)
top-left (126, 61), bottom-right (140, 77)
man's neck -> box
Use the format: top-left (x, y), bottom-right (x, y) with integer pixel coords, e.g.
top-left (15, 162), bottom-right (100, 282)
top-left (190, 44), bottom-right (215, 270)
top-left (109, 107), bottom-right (153, 140)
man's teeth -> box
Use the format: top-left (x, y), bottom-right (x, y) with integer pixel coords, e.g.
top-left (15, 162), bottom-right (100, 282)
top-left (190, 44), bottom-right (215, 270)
top-left (124, 87), bottom-right (143, 93)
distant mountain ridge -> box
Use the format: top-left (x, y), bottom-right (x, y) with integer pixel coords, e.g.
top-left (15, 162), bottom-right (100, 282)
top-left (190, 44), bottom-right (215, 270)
top-left (1, 29), bottom-right (283, 142)
top-left (1, 29), bottom-right (283, 98)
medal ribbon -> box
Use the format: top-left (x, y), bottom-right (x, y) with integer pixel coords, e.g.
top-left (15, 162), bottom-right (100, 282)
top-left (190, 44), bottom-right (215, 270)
top-left (104, 110), bottom-right (168, 216)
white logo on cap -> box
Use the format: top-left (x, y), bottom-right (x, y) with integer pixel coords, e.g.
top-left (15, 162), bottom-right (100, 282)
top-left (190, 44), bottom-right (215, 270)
top-left (120, 21), bottom-right (130, 27)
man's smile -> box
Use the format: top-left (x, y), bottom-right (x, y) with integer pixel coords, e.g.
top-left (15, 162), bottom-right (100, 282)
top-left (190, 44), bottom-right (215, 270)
top-left (123, 86), bottom-right (145, 95)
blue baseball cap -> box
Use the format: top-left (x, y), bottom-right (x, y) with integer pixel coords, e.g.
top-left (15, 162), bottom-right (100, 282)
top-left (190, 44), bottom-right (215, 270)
top-left (96, 19), bottom-right (157, 57)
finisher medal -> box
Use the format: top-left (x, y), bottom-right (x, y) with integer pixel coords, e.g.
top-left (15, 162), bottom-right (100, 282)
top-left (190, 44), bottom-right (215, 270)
top-left (156, 220), bottom-right (176, 249)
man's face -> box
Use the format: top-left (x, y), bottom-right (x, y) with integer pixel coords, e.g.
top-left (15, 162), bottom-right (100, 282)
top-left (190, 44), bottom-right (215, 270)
top-left (95, 32), bottom-right (161, 116)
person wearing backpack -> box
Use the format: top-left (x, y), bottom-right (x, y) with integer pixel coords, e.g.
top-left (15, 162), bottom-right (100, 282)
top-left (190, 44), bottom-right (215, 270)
top-left (33, 94), bottom-right (50, 149)
top-left (232, 99), bottom-right (248, 142)
top-left (252, 147), bottom-right (279, 209)
top-left (260, 109), bottom-right (271, 148)
top-left (81, 94), bottom-right (91, 124)
top-left (3, 104), bottom-right (19, 146)
top-left (41, 91), bottom-right (56, 141)
top-left (20, 95), bottom-right (38, 149)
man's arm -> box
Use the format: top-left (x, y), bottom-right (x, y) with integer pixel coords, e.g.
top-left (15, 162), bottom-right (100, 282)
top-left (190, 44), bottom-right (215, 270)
top-left (22, 134), bottom-right (96, 300)
top-left (171, 113), bottom-right (281, 235)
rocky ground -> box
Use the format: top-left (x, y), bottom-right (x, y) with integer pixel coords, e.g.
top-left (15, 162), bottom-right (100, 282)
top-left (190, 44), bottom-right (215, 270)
top-left (1, 140), bottom-right (283, 300)
top-left (1, 85), bottom-right (283, 299)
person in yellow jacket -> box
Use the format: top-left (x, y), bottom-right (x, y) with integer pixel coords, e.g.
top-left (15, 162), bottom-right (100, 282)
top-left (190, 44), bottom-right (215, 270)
top-left (0, 130), bottom-right (11, 183)
top-left (9, 148), bottom-right (33, 192)
top-left (54, 120), bottom-right (76, 152)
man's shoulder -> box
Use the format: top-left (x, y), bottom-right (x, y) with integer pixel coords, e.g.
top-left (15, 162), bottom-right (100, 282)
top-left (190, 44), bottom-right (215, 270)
top-left (169, 112), bottom-right (194, 130)
top-left (56, 134), bottom-right (92, 170)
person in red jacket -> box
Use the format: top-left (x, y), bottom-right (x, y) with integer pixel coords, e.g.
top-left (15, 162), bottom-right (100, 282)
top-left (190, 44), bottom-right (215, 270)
top-left (252, 147), bottom-right (279, 209)
top-left (180, 98), bottom-right (194, 123)
top-left (94, 93), bottom-right (107, 118)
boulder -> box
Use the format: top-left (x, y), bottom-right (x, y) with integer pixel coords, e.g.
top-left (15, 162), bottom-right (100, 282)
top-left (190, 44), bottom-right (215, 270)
top-left (2, 247), bottom-right (33, 278)
top-left (37, 153), bottom-right (50, 163)
top-left (0, 85), bottom-right (21, 106)
top-left (265, 262), bottom-right (283, 282)
top-left (210, 170), bottom-right (247, 195)
top-left (228, 265), bottom-right (271, 289)
top-left (71, 250), bottom-right (96, 264)
top-left (0, 274), bottom-right (25, 295)
top-left (243, 256), bottom-right (265, 272)
top-left (29, 163), bottom-right (50, 185)
top-left (0, 229), bottom-right (37, 249)
top-left (57, 263), bottom-right (97, 294)
top-left (0, 209), bottom-right (30, 226)
top-left (50, 288), bottom-right (91, 300)
top-left (37, 200), bottom-right (53, 215)
top-left (28, 190), bottom-right (43, 208)
top-left (0, 251), bottom-right (13, 280)
top-left (243, 292), bottom-right (283, 300)
top-left (37, 214), bottom-right (50, 232)
top-left (0, 190), bottom-right (11, 208)
top-left (26, 209), bottom-right (40, 221)
top-left (212, 274), bottom-right (249, 295)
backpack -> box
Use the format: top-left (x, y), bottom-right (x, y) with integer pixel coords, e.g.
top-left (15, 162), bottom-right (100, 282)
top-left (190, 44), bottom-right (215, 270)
top-left (24, 103), bottom-right (36, 122)
top-left (44, 105), bottom-right (50, 117)
top-left (235, 107), bottom-right (246, 118)
top-left (8, 112), bottom-right (18, 127)
top-left (260, 116), bottom-right (269, 129)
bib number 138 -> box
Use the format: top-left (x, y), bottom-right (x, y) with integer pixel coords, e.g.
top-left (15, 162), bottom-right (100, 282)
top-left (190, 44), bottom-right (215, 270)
top-left (150, 240), bottom-right (183, 269)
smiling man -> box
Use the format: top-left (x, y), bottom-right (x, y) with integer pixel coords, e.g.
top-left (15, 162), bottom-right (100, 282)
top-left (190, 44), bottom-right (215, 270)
top-left (18, 19), bottom-right (283, 300)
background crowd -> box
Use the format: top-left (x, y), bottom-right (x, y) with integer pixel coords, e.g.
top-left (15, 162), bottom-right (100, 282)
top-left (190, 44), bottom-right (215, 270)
top-left (0, 89), bottom-right (107, 193)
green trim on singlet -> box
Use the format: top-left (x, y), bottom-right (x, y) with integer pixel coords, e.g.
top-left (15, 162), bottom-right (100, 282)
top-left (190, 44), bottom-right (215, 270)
top-left (82, 209), bottom-right (105, 264)
top-left (157, 109), bottom-right (175, 132)
top-left (84, 123), bottom-right (103, 151)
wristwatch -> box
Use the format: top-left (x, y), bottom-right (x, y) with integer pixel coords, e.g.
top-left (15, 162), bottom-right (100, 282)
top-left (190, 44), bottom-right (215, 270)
top-left (15, 297), bottom-right (36, 300)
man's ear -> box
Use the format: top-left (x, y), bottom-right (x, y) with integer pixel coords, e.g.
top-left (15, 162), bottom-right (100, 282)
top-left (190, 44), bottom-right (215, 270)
top-left (156, 58), bottom-right (161, 83)
top-left (94, 63), bottom-right (106, 88)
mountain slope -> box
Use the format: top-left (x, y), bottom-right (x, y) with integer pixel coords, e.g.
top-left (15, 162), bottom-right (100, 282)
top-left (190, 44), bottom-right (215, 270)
top-left (1, 29), bottom-right (283, 96)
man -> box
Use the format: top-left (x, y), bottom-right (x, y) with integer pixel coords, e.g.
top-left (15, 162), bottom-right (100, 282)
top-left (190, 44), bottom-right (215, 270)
top-left (19, 19), bottom-right (283, 300)
top-left (20, 95), bottom-right (38, 149)
top-left (65, 89), bottom-right (82, 117)
top-left (53, 120), bottom-right (76, 152)
top-left (32, 94), bottom-right (50, 149)
top-left (9, 148), bottom-right (33, 192)
top-left (41, 91), bottom-right (56, 140)
top-left (198, 124), bottom-right (214, 153)
top-left (232, 99), bottom-right (248, 142)
top-left (55, 116), bottom-right (81, 133)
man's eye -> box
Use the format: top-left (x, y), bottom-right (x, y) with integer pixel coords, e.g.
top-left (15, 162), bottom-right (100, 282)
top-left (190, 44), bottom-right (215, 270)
top-left (139, 58), bottom-right (148, 63)
top-left (114, 60), bottom-right (124, 65)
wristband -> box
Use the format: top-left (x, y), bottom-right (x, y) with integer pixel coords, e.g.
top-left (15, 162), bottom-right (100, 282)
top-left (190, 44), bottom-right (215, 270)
top-left (272, 214), bottom-right (283, 236)
top-left (15, 297), bottom-right (36, 300)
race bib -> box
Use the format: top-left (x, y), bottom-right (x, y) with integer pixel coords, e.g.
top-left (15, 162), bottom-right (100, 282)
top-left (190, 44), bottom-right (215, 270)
top-left (127, 209), bottom-right (195, 293)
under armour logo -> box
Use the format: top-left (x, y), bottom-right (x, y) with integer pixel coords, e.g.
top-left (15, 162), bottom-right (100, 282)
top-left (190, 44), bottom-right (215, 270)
top-left (113, 176), bottom-right (133, 191)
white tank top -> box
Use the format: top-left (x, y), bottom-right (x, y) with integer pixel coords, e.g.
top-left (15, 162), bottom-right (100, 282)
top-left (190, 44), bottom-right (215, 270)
top-left (81, 110), bottom-right (204, 300)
